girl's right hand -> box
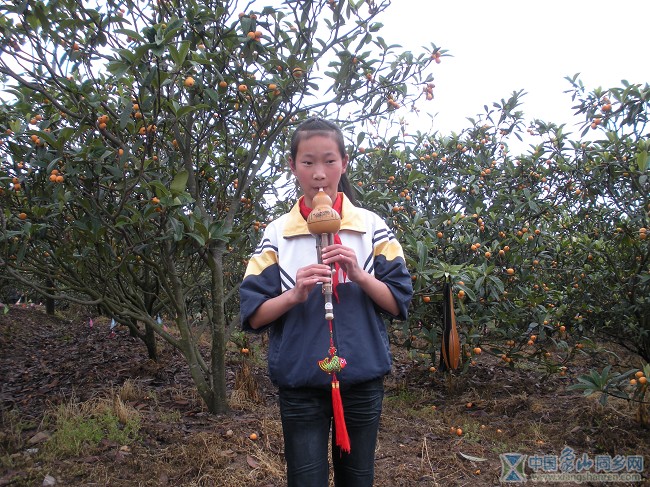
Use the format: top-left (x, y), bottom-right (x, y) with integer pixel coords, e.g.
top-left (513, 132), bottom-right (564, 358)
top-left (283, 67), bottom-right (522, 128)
top-left (293, 264), bottom-right (332, 302)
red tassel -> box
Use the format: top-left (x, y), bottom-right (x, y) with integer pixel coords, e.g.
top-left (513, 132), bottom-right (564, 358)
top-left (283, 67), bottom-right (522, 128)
top-left (331, 375), bottom-right (351, 453)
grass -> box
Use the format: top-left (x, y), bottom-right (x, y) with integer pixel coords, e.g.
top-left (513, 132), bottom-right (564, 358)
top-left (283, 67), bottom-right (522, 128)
top-left (0, 409), bottom-right (35, 469)
top-left (42, 391), bottom-right (141, 459)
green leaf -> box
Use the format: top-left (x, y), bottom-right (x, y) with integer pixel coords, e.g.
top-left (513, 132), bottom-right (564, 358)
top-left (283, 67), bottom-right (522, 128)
top-left (162, 18), bottom-right (185, 44)
top-left (114, 29), bottom-right (144, 42)
top-left (169, 217), bottom-right (184, 241)
top-left (170, 170), bottom-right (189, 195)
top-left (636, 150), bottom-right (648, 171)
top-left (175, 104), bottom-right (210, 119)
top-left (188, 232), bottom-right (206, 246)
top-left (106, 60), bottom-right (130, 77)
top-left (168, 41), bottom-right (191, 68)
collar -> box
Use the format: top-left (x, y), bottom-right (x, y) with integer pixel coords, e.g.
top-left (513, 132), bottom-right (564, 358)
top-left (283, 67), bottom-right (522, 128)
top-left (283, 193), bottom-right (366, 238)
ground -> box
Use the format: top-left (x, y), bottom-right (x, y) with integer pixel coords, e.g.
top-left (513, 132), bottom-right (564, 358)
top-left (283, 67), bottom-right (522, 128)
top-left (0, 305), bottom-right (648, 486)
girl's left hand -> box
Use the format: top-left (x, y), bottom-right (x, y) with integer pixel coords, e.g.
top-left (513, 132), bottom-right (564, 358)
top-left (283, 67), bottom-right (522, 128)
top-left (321, 244), bottom-right (363, 283)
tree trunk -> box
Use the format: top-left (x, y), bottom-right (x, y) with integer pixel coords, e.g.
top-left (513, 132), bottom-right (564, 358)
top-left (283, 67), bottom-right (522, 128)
top-left (44, 279), bottom-right (55, 315)
top-left (210, 247), bottom-right (228, 413)
top-left (163, 241), bottom-right (227, 414)
top-left (143, 321), bottom-right (158, 361)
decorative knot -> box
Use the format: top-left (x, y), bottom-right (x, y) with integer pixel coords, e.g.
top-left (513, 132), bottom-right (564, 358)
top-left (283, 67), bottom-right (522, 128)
top-left (318, 355), bottom-right (347, 374)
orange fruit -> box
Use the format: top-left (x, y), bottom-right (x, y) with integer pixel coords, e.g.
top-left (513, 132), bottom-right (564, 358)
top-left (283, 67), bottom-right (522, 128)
top-left (506, 268), bottom-right (515, 275)
top-left (238, 84), bottom-right (248, 92)
top-left (218, 80), bottom-right (228, 88)
top-left (241, 348), bottom-right (250, 354)
top-left (422, 296), bottom-right (431, 303)
top-left (455, 428), bottom-right (463, 436)
top-left (457, 290), bottom-right (465, 299)
top-left (249, 433), bottom-right (258, 440)
top-left (18, 212), bottom-right (27, 220)
top-left (292, 67), bottom-right (304, 78)
top-left (473, 347), bottom-right (482, 355)
top-left (184, 76), bottom-right (195, 88)
top-left (55, 175), bottom-right (64, 183)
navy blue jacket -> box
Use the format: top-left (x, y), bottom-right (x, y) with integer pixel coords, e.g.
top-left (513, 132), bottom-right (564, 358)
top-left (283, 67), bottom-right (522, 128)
top-left (240, 194), bottom-right (413, 388)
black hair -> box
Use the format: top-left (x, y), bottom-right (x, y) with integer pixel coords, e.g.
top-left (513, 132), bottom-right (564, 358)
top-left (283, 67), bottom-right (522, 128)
top-left (290, 117), bottom-right (358, 205)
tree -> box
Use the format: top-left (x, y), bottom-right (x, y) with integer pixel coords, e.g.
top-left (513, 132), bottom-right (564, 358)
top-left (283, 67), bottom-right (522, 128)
top-left (347, 80), bottom-right (649, 371)
top-left (0, 0), bottom-right (438, 412)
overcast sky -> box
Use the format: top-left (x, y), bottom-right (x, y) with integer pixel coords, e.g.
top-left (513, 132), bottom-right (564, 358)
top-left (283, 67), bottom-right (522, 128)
top-left (376, 0), bottom-right (650, 136)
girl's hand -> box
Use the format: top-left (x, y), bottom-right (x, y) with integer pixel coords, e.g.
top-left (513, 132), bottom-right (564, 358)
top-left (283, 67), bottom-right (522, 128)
top-left (322, 242), bottom-right (400, 316)
top-left (293, 264), bottom-right (332, 302)
top-left (321, 244), bottom-right (364, 283)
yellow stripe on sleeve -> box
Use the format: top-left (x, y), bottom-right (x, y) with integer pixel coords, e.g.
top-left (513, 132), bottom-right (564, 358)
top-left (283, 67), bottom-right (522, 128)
top-left (244, 249), bottom-right (278, 278)
top-left (374, 239), bottom-right (404, 261)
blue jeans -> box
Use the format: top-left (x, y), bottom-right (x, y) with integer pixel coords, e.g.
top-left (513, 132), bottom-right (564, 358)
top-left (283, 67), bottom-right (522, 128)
top-left (279, 378), bottom-right (384, 487)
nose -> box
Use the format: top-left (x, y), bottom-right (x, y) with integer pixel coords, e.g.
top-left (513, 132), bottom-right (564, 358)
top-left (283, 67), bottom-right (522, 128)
top-left (313, 166), bottom-right (326, 180)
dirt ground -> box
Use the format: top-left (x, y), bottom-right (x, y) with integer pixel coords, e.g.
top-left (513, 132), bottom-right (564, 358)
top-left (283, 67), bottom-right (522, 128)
top-left (1, 305), bottom-right (648, 486)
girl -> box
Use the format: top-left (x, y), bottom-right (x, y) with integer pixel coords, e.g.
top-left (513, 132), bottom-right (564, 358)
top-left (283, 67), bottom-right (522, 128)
top-left (239, 117), bottom-right (413, 486)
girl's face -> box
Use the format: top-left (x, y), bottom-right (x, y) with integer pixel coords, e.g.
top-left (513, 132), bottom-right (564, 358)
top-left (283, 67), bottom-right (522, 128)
top-left (289, 134), bottom-right (348, 207)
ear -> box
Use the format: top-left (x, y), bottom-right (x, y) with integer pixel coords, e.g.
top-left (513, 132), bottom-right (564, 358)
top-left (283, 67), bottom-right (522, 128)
top-left (288, 157), bottom-right (297, 175)
top-left (341, 154), bottom-right (349, 173)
